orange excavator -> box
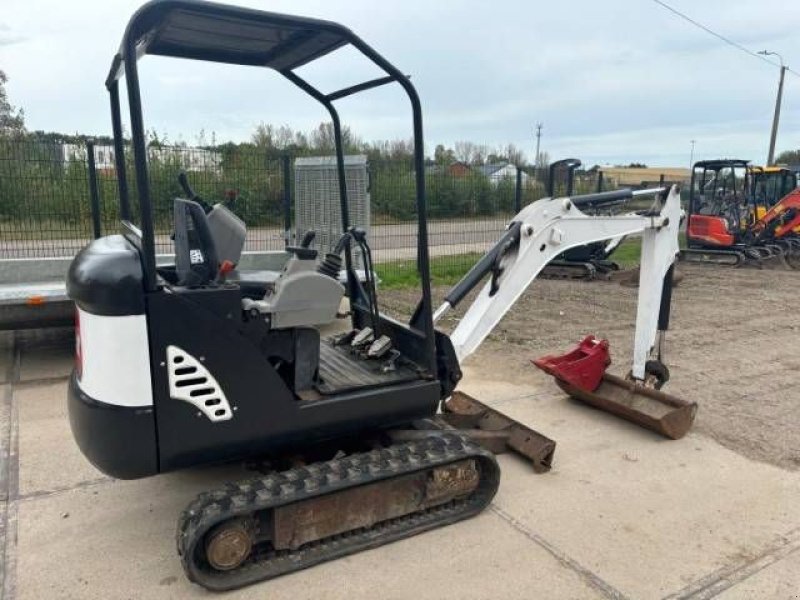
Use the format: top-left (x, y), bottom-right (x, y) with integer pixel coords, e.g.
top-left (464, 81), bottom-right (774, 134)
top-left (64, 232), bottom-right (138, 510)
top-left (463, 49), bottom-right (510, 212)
top-left (682, 160), bottom-right (800, 268)
top-left (749, 187), bottom-right (800, 246)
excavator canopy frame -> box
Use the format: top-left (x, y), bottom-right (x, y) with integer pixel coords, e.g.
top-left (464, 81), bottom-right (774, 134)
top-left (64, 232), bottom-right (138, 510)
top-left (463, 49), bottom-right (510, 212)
top-left (103, 0), bottom-right (437, 374)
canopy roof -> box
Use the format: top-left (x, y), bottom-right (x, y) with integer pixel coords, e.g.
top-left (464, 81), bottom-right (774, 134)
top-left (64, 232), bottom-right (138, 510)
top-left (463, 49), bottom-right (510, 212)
top-left (109, 0), bottom-right (358, 82)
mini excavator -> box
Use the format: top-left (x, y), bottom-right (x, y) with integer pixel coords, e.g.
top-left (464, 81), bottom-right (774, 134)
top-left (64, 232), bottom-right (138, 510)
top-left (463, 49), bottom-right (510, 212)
top-left (540, 158), bottom-right (629, 280)
top-left (683, 160), bottom-right (800, 268)
top-left (66, 0), bottom-right (696, 591)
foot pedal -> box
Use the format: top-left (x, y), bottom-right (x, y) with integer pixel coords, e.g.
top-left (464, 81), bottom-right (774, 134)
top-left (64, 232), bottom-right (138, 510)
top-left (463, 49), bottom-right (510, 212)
top-left (351, 327), bottom-right (374, 349)
top-left (367, 335), bottom-right (392, 359)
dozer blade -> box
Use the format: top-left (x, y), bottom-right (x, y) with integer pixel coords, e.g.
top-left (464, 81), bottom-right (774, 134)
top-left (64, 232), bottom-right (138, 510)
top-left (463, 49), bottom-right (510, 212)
top-left (388, 392), bottom-right (557, 473)
top-left (533, 336), bottom-right (697, 440)
top-left (552, 373), bottom-right (697, 440)
top-left (441, 392), bottom-right (556, 472)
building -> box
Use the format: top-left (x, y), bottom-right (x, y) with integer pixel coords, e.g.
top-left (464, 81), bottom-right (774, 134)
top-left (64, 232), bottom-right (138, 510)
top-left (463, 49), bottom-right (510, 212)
top-left (425, 161), bottom-right (471, 177)
top-left (473, 163), bottom-right (529, 186)
top-left (588, 166), bottom-right (690, 188)
top-left (61, 143), bottom-right (222, 175)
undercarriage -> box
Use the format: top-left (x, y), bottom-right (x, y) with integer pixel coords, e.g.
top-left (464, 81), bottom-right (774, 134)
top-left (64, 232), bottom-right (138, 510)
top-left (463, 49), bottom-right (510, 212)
top-left (178, 433), bottom-right (499, 591)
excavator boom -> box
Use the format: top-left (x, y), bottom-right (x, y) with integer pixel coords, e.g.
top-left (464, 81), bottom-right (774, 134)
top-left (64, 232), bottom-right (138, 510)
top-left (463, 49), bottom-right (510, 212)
top-left (751, 188), bottom-right (800, 240)
top-left (436, 185), bottom-right (696, 439)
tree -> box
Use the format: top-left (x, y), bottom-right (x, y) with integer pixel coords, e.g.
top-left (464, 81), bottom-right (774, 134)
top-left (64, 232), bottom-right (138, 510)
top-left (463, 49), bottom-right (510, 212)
top-left (454, 140), bottom-right (482, 164)
top-left (503, 143), bottom-right (526, 166)
top-left (252, 123), bottom-right (299, 151)
top-left (775, 149), bottom-right (800, 164)
top-left (0, 69), bottom-right (25, 136)
top-left (309, 122), bottom-right (362, 153)
top-left (433, 144), bottom-right (455, 164)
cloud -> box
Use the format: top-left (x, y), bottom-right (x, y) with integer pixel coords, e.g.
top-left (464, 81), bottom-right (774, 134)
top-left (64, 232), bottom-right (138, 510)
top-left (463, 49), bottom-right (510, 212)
top-left (0, 23), bottom-right (27, 46)
top-left (1, 0), bottom-right (798, 165)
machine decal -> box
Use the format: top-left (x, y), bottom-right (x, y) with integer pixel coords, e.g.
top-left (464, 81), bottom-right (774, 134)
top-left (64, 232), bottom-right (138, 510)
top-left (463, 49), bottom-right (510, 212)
top-left (166, 345), bottom-right (233, 422)
top-left (76, 307), bottom-right (153, 407)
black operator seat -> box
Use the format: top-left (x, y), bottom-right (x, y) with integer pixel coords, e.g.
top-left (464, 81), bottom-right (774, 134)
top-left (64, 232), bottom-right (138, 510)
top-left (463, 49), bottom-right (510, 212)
top-left (173, 197), bottom-right (219, 287)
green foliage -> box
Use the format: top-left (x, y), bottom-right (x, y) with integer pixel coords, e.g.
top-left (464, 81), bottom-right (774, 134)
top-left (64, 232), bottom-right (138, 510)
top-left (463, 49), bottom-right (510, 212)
top-left (775, 149), bottom-right (800, 164)
top-left (370, 165), bottom-right (545, 222)
top-left (0, 70), bottom-right (25, 136)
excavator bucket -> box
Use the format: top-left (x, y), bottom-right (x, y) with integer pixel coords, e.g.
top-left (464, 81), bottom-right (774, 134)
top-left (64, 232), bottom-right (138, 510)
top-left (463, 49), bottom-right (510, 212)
top-left (533, 337), bottom-right (697, 440)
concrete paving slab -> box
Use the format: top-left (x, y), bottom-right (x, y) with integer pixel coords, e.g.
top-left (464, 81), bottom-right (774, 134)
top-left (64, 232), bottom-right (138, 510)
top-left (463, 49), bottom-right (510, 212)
top-left (470, 378), bottom-right (800, 600)
top-left (16, 475), bottom-right (604, 600)
top-left (15, 381), bottom-right (104, 497)
top-left (715, 545), bottom-right (800, 600)
top-left (0, 345), bottom-right (13, 384)
top-left (18, 344), bottom-right (72, 382)
top-left (456, 370), bottom-right (562, 409)
top-left (10, 351), bottom-right (800, 598)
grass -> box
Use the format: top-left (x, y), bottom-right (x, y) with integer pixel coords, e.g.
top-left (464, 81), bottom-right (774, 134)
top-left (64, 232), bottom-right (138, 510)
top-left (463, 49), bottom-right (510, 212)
top-left (377, 244), bottom-right (643, 291)
top-left (609, 239), bottom-right (641, 268)
top-left (377, 232), bottom-right (690, 290)
top-left (376, 253), bottom-right (483, 289)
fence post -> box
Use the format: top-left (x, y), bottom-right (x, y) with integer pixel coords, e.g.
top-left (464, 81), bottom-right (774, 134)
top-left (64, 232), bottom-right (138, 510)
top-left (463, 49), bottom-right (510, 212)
top-left (86, 139), bottom-right (102, 239)
top-left (282, 154), bottom-right (292, 247)
top-left (514, 166), bottom-right (522, 213)
top-left (659, 173), bottom-right (665, 187)
top-left (596, 170), bottom-right (604, 193)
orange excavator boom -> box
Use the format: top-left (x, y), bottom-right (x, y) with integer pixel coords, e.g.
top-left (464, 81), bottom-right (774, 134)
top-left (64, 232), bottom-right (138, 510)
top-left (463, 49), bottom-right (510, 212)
top-left (751, 188), bottom-right (800, 240)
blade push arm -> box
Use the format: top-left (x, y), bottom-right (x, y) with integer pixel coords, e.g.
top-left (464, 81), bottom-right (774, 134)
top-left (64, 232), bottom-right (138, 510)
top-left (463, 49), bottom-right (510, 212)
top-left (439, 186), bottom-right (682, 381)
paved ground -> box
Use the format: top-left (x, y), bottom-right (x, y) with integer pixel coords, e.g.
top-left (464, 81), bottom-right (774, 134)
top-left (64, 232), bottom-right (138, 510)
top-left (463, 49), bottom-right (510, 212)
top-left (1, 325), bottom-right (798, 599)
top-left (0, 218), bottom-right (509, 261)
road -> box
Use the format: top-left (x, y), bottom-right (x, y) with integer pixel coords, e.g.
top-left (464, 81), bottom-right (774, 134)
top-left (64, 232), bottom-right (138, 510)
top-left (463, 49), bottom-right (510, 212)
top-left (0, 217), bottom-right (510, 261)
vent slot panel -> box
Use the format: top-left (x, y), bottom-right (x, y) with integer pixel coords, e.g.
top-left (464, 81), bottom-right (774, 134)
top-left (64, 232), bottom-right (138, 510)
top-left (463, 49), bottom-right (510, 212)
top-left (166, 345), bottom-right (233, 422)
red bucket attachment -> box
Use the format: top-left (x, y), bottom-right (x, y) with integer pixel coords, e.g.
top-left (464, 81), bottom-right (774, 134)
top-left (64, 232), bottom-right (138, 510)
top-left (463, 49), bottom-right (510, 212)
top-left (532, 335), bottom-right (610, 392)
top-left (533, 337), bottom-right (697, 440)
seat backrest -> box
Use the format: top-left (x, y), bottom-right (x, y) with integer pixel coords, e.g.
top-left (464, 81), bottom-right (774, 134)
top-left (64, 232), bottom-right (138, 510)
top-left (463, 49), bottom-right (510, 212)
top-left (174, 198), bottom-right (219, 286)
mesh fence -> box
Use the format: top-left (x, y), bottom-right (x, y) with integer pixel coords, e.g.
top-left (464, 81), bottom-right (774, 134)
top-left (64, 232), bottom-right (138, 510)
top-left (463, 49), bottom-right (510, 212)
top-left (0, 139), bottom-right (681, 279)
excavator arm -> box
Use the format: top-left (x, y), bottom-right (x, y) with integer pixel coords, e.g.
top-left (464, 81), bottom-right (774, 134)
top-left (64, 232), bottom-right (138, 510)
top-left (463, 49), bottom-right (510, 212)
top-left (437, 185), bottom-right (682, 381)
top-left (750, 188), bottom-right (800, 240)
top-left (435, 184), bottom-right (696, 440)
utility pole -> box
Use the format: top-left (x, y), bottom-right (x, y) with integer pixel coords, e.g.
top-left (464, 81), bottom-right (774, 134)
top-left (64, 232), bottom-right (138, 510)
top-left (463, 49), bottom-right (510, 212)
top-left (689, 139), bottom-right (696, 169)
top-left (759, 50), bottom-right (787, 165)
top-left (534, 123), bottom-right (543, 167)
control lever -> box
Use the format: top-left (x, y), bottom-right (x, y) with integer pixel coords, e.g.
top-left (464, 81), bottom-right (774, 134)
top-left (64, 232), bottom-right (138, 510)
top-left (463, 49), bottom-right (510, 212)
top-left (299, 231), bottom-right (316, 248)
top-left (177, 171), bottom-right (212, 213)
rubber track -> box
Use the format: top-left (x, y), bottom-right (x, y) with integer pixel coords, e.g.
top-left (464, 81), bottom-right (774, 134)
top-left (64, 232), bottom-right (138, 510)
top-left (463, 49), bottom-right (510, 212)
top-left (176, 433), bottom-right (500, 591)
top-left (540, 261), bottom-right (597, 281)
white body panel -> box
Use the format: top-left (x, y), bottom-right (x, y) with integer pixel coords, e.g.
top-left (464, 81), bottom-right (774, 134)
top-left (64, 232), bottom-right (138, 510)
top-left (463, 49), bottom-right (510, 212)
top-left (449, 187), bottom-right (683, 380)
top-left (77, 308), bottom-right (153, 407)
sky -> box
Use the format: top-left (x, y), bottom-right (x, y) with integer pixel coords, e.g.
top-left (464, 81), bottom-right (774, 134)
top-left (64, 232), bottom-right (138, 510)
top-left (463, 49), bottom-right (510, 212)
top-left (1, 0), bottom-right (798, 167)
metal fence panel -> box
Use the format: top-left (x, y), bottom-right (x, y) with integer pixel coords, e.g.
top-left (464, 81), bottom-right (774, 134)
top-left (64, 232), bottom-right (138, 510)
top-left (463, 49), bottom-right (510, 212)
top-left (0, 139), bottom-right (685, 274)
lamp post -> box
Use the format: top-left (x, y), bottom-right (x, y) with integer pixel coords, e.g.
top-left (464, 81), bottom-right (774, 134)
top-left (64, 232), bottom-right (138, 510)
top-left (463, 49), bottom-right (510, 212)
top-left (758, 50), bottom-right (787, 165)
